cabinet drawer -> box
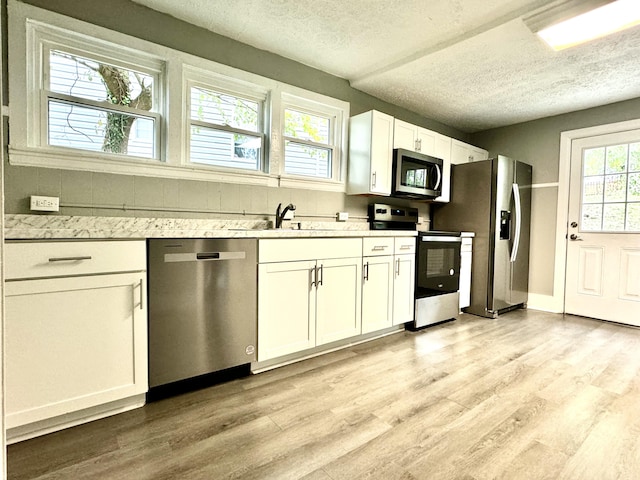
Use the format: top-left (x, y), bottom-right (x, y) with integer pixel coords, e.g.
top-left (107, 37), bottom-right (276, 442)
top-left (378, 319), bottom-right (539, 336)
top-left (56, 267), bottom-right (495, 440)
top-left (394, 237), bottom-right (416, 255)
top-left (5, 240), bottom-right (146, 280)
top-left (363, 237), bottom-right (394, 256)
top-left (259, 238), bottom-right (362, 263)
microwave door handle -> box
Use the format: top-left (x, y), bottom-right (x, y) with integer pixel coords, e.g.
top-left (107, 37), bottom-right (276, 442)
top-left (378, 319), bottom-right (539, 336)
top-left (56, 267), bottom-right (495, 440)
top-left (434, 164), bottom-right (442, 191)
top-left (510, 183), bottom-right (522, 263)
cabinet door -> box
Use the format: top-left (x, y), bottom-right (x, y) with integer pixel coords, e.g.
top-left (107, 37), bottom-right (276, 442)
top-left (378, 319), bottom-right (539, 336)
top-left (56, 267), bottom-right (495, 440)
top-left (316, 257), bottom-right (362, 345)
top-left (433, 133), bottom-right (453, 203)
top-left (5, 272), bottom-right (147, 428)
top-left (393, 119), bottom-right (417, 151)
top-left (258, 260), bottom-right (316, 361)
top-left (460, 239), bottom-right (473, 309)
top-left (470, 146), bottom-right (489, 162)
top-left (393, 254), bottom-right (416, 325)
top-left (416, 127), bottom-right (437, 155)
top-left (362, 255), bottom-right (394, 334)
top-left (370, 111), bottom-right (394, 195)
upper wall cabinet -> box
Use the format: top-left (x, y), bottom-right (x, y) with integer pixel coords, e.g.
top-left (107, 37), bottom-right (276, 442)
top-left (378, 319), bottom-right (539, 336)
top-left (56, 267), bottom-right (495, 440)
top-left (348, 110), bottom-right (394, 196)
top-left (393, 119), bottom-right (452, 203)
top-left (451, 139), bottom-right (489, 165)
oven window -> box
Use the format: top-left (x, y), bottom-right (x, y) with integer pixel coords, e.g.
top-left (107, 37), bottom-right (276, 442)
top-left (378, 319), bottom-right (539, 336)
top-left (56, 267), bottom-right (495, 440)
top-left (426, 248), bottom-right (457, 277)
top-left (417, 240), bottom-right (461, 294)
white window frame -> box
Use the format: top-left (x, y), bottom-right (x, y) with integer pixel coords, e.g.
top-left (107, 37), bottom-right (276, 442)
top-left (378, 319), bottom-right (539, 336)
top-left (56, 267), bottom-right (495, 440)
top-left (8, 6), bottom-right (168, 174)
top-left (8, 1), bottom-right (349, 191)
top-left (278, 90), bottom-right (348, 191)
top-left (183, 66), bottom-right (270, 177)
top-left (43, 41), bottom-right (163, 160)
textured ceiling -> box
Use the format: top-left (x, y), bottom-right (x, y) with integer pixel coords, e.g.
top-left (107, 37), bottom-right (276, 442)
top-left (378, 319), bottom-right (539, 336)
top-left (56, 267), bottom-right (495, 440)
top-left (131, 0), bottom-right (640, 132)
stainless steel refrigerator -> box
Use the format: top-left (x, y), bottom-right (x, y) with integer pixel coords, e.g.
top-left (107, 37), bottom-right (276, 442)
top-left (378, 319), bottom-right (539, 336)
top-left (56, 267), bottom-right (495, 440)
top-left (432, 156), bottom-right (532, 318)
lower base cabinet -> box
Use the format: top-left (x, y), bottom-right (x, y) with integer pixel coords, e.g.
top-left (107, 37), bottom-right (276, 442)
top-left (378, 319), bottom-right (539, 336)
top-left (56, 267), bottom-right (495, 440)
top-left (392, 252), bottom-right (416, 325)
top-left (361, 255), bottom-right (394, 334)
top-left (257, 238), bottom-right (362, 362)
top-left (4, 240), bottom-right (147, 442)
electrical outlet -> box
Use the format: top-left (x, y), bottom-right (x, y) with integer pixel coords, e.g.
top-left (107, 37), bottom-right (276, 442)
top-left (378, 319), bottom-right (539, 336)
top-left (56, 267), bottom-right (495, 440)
top-left (30, 195), bottom-right (60, 212)
top-left (336, 211), bottom-right (349, 222)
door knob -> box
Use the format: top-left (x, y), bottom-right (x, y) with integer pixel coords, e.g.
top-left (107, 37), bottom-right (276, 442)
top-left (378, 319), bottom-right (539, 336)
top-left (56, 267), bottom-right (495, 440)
top-left (569, 234), bottom-right (582, 241)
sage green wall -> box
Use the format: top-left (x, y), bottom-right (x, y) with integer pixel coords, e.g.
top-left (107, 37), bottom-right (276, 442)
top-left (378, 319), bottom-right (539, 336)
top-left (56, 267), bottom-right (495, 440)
top-left (470, 97), bottom-right (640, 297)
top-left (5, 0), bottom-right (471, 223)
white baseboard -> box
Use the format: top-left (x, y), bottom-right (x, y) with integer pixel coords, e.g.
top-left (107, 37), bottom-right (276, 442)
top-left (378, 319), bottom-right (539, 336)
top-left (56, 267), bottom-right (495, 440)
top-left (527, 293), bottom-right (563, 313)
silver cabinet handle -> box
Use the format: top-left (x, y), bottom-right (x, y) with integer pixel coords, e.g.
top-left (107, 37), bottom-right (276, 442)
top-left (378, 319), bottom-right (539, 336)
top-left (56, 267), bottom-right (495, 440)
top-left (318, 264), bottom-right (324, 286)
top-left (48, 256), bottom-right (92, 262)
top-left (311, 266), bottom-right (317, 288)
top-left (138, 278), bottom-right (144, 310)
top-left (396, 258), bottom-right (401, 276)
top-left (372, 171), bottom-right (377, 187)
top-left (372, 245), bottom-right (387, 251)
top-left (399, 245), bottom-right (412, 250)
top-left (364, 261), bottom-right (369, 281)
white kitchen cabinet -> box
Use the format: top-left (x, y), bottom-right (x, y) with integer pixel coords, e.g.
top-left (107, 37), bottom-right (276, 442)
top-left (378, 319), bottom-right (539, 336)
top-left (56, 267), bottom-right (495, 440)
top-left (5, 240), bottom-right (147, 442)
top-left (257, 260), bottom-right (317, 360)
top-left (460, 235), bottom-right (473, 309)
top-left (257, 238), bottom-right (362, 362)
top-left (347, 110), bottom-right (394, 196)
top-left (361, 238), bottom-right (395, 334)
top-left (394, 119), bottom-right (437, 154)
top-left (315, 257), bottom-right (362, 345)
top-left (393, 237), bottom-right (416, 325)
top-left (451, 139), bottom-right (489, 165)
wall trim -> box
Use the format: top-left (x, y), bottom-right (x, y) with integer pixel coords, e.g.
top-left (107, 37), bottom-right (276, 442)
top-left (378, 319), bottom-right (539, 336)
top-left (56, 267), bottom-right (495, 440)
top-left (527, 293), bottom-right (563, 313)
top-left (554, 117), bottom-right (640, 314)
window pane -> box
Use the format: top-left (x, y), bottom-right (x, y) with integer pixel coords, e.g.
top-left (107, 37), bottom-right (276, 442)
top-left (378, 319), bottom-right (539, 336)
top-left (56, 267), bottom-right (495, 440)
top-left (628, 173), bottom-right (640, 202)
top-left (190, 87), bottom-right (259, 132)
top-left (190, 125), bottom-right (261, 170)
top-left (630, 143), bottom-right (640, 172)
top-left (604, 174), bottom-right (627, 203)
top-left (284, 141), bottom-right (331, 178)
top-left (605, 144), bottom-right (628, 174)
top-left (48, 100), bottom-right (154, 158)
top-left (582, 175), bottom-right (604, 203)
top-left (581, 204), bottom-right (603, 231)
top-left (583, 147), bottom-right (605, 176)
top-left (284, 109), bottom-right (330, 144)
top-left (50, 50), bottom-right (154, 109)
top-left (602, 203), bottom-right (626, 231)
top-left (626, 203), bottom-right (640, 231)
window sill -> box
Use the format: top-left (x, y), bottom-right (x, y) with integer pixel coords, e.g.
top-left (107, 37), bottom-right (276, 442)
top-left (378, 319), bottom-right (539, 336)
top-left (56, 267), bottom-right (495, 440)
top-left (8, 146), bottom-right (276, 186)
top-left (8, 146), bottom-right (347, 191)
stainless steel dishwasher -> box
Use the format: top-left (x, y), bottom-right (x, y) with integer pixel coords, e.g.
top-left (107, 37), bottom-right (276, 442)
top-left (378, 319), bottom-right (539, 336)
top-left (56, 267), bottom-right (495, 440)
top-left (147, 238), bottom-right (257, 390)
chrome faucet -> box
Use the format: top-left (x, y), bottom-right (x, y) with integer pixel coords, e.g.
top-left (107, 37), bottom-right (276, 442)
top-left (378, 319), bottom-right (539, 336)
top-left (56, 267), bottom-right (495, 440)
top-left (275, 203), bottom-right (296, 228)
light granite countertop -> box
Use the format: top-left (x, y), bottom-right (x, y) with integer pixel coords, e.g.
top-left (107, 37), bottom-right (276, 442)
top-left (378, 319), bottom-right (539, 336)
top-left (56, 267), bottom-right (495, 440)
top-left (4, 214), bottom-right (419, 240)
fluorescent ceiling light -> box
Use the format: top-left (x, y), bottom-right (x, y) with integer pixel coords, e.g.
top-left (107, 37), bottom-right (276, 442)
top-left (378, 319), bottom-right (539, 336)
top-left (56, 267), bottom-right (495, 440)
top-left (537, 0), bottom-right (640, 50)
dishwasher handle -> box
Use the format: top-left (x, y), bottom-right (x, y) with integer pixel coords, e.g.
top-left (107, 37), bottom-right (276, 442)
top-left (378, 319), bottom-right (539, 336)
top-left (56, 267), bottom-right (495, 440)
top-left (164, 251), bottom-right (247, 263)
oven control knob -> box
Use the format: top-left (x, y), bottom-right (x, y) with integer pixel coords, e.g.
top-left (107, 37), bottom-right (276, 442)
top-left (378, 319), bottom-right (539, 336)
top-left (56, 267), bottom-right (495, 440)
top-left (449, 269), bottom-right (455, 275)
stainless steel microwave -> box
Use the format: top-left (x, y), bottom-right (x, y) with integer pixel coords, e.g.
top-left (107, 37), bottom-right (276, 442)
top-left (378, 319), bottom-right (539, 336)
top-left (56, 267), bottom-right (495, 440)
top-left (392, 148), bottom-right (444, 199)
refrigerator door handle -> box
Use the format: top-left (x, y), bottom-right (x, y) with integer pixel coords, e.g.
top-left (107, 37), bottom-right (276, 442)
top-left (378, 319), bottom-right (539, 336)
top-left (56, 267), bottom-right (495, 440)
top-left (511, 183), bottom-right (522, 263)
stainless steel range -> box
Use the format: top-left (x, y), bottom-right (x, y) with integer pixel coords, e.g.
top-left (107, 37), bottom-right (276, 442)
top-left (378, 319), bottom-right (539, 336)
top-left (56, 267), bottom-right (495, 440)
top-left (368, 204), bottom-right (461, 329)
top-left (415, 231), bottom-right (461, 328)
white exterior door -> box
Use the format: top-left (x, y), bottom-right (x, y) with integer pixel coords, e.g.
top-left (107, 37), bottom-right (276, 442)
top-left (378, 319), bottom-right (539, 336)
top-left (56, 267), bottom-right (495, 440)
top-left (565, 130), bottom-right (640, 325)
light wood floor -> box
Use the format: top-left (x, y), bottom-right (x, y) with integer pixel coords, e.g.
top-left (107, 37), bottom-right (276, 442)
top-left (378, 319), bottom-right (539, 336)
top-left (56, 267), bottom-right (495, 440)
top-left (8, 309), bottom-right (640, 480)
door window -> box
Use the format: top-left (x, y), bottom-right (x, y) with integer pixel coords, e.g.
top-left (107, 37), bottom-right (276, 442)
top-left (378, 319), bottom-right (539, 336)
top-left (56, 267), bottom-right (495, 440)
top-left (581, 142), bottom-right (640, 231)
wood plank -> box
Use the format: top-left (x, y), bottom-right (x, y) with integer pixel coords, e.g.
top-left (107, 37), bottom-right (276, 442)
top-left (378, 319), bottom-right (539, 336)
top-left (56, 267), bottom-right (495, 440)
top-left (8, 310), bottom-right (640, 480)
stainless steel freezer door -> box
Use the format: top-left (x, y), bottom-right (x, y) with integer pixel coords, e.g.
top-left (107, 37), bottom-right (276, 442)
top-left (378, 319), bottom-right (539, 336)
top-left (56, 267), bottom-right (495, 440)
top-left (148, 238), bottom-right (258, 388)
